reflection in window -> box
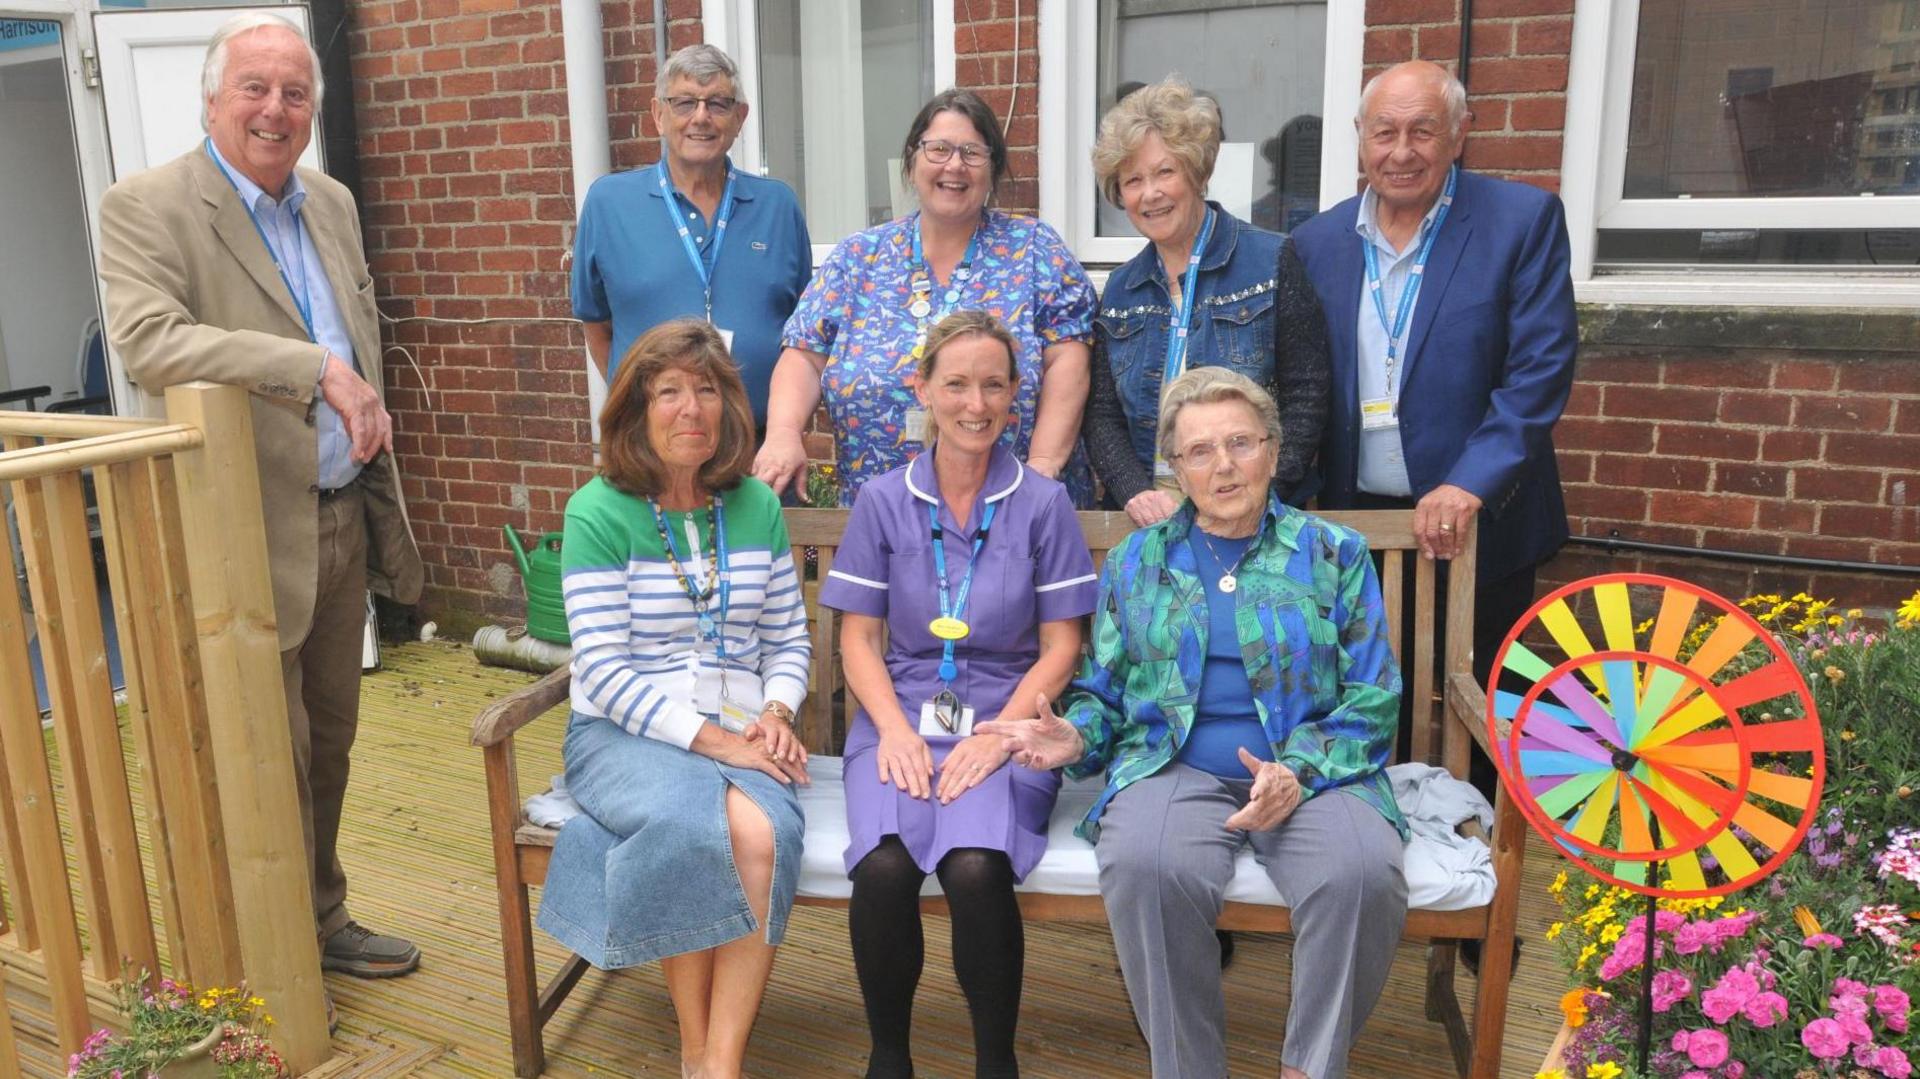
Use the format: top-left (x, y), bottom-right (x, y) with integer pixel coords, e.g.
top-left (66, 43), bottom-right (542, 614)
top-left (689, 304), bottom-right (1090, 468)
top-left (755, 0), bottom-right (933, 240)
top-left (1624, 0), bottom-right (1920, 199)
top-left (1094, 0), bottom-right (1326, 238)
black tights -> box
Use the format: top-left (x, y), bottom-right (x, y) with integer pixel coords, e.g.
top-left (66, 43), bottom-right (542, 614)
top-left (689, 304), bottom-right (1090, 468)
top-left (848, 838), bottom-right (1024, 1079)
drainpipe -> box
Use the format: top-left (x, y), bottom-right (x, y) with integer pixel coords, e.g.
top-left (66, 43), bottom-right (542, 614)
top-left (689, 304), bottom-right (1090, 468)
top-left (558, 0), bottom-right (612, 427)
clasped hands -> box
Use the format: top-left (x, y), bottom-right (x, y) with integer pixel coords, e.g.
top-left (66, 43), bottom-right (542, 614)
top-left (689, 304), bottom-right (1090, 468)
top-left (696, 704), bottom-right (810, 785)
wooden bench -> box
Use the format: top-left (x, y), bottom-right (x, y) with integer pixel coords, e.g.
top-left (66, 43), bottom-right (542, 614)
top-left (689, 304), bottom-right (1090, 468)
top-left (470, 508), bottom-right (1527, 1078)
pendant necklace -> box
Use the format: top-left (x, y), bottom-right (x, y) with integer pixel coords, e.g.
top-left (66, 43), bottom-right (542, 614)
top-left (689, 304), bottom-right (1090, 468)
top-left (1198, 528), bottom-right (1256, 594)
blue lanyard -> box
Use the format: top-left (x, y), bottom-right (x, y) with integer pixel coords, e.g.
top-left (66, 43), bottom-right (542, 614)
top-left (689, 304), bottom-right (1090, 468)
top-left (1162, 207), bottom-right (1217, 385)
top-left (928, 497), bottom-right (999, 685)
top-left (656, 163), bottom-right (739, 322)
top-left (1361, 164), bottom-right (1457, 393)
top-left (205, 138), bottom-right (316, 342)
top-left (909, 213), bottom-right (983, 334)
top-left (652, 496), bottom-right (732, 661)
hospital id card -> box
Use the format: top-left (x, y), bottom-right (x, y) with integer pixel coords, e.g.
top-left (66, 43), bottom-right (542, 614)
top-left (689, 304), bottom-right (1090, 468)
top-left (1360, 396), bottom-right (1399, 432)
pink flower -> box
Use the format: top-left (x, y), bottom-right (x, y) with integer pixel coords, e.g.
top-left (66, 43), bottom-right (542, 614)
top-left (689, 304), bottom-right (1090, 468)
top-left (1804, 932), bottom-right (1845, 949)
top-left (1835, 977), bottom-right (1871, 999)
top-left (1741, 991), bottom-right (1788, 1028)
top-left (1683, 1027), bottom-right (1729, 1068)
top-left (1714, 910), bottom-right (1760, 944)
top-left (1652, 969), bottom-right (1693, 1012)
top-left (1724, 1061), bottom-right (1745, 1078)
top-left (1671, 1029), bottom-right (1690, 1053)
top-left (1674, 919), bottom-right (1718, 955)
top-left (1874, 984), bottom-right (1912, 1034)
top-left (1838, 1011), bottom-right (1875, 1047)
top-left (1875, 1045), bottom-right (1914, 1079)
top-left (1804, 1017), bottom-right (1850, 1059)
top-left (1702, 967), bottom-right (1760, 1024)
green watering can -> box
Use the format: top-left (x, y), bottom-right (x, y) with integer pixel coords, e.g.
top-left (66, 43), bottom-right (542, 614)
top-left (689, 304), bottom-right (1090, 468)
top-left (504, 525), bottom-right (571, 646)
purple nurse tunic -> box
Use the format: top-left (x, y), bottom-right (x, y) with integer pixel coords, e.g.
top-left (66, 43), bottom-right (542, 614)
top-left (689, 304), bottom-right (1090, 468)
top-left (818, 443), bottom-right (1098, 880)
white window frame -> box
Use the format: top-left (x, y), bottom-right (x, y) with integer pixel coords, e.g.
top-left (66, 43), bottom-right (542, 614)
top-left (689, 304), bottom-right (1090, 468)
top-left (1038, 0), bottom-right (1364, 265)
top-left (703, 0), bottom-right (955, 264)
top-left (1560, 0), bottom-right (1920, 307)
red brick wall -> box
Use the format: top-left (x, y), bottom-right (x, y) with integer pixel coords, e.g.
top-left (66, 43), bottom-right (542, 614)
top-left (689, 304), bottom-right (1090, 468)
top-left (349, 0), bottom-right (702, 623)
top-left (955, 0), bottom-right (1040, 216)
top-left (1364, 0), bottom-right (1575, 191)
top-left (1544, 349), bottom-right (1920, 610)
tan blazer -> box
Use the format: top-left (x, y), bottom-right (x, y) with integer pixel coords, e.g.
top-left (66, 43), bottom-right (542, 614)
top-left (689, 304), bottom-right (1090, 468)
top-left (98, 147), bottom-right (423, 650)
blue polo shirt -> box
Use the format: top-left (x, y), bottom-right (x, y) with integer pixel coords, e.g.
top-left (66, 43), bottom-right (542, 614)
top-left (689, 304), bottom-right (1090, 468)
top-left (572, 163), bottom-right (811, 422)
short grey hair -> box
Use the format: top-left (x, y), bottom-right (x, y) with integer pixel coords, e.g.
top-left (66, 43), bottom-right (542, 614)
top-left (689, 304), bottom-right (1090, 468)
top-left (1357, 64), bottom-right (1469, 131)
top-left (1090, 76), bottom-right (1222, 208)
top-left (657, 43), bottom-right (740, 99)
top-left (201, 13), bottom-right (324, 132)
top-left (1156, 367), bottom-right (1283, 465)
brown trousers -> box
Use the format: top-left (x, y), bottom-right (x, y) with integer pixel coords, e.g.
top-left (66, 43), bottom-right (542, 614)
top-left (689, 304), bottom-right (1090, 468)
top-left (280, 486), bottom-right (368, 939)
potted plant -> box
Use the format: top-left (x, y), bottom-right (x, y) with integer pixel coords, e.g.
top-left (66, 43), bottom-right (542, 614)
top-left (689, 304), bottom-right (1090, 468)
top-left (68, 977), bottom-right (288, 1079)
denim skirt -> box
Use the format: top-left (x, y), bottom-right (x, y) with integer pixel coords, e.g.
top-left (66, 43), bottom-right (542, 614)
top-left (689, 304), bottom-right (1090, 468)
top-left (536, 711), bottom-right (804, 968)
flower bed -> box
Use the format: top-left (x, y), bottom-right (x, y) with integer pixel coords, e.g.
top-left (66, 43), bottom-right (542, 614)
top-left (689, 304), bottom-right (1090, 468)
top-left (69, 977), bottom-right (287, 1078)
top-left (1536, 591), bottom-right (1920, 1079)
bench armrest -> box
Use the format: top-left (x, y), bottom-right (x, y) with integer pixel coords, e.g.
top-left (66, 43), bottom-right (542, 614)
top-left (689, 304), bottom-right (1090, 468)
top-left (1444, 671), bottom-right (1498, 764)
top-left (471, 666), bottom-right (572, 748)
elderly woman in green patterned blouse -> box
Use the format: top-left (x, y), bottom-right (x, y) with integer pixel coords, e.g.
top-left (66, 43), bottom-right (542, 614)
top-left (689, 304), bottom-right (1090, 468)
top-left (981, 367), bottom-right (1408, 1079)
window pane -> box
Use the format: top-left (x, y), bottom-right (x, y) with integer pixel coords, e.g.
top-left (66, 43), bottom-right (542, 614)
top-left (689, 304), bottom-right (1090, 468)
top-left (756, 0), bottom-right (933, 240)
top-left (1624, 0), bottom-right (1920, 199)
top-left (1597, 227), bottom-right (1920, 266)
top-left (1094, 0), bottom-right (1326, 238)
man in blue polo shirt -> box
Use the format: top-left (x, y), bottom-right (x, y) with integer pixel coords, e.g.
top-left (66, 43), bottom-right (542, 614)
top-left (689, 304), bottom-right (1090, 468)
top-left (572, 43), bottom-right (810, 425)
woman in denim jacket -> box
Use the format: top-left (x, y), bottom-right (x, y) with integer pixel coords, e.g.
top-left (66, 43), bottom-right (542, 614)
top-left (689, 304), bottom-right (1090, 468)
top-left (1083, 77), bottom-right (1331, 527)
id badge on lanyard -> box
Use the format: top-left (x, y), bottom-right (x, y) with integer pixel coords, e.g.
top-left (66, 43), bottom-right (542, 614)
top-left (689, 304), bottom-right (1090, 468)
top-left (658, 164), bottom-right (739, 345)
top-left (1360, 165), bottom-right (1457, 432)
top-left (1150, 209), bottom-right (1216, 481)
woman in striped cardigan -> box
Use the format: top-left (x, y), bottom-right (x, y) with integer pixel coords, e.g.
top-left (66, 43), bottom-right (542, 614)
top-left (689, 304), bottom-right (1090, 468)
top-left (538, 319), bottom-right (811, 1079)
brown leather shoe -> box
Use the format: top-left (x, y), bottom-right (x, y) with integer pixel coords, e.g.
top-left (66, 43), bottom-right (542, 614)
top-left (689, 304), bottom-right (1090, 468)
top-left (322, 920), bottom-right (421, 978)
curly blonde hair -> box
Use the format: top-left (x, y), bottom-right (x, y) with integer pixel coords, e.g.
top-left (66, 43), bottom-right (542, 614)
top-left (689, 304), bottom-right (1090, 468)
top-left (1090, 76), bottom-right (1222, 208)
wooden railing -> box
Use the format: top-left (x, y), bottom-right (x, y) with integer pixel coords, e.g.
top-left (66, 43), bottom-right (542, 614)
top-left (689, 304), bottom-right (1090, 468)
top-left (0, 383), bottom-right (327, 1074)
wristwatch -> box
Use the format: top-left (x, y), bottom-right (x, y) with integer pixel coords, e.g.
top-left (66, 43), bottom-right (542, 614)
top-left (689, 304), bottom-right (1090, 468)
top-left (761, 700), bottom-right (794, 723)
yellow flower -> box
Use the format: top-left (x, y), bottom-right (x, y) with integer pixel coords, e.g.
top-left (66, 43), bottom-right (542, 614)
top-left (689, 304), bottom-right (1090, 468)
top-left (1535, 1071), bottom-right (1570, 1079)
top-left (1560, 988), bottom-right (1590, 1028)
top-left (1584, 884), bottom-right (1600, 900)
top-left (1599, 922), bottom-right (1624, 944)
top-left (1546, 922), bottom-right (1565, 940)
top-left (1549, 870), bottom-right (1568, 897)
top-left (1825, 665), bottom-right (1846, 683)
top-left (1793, 906), bottom-right (1824, 937)
top-left (1847, 608), bottom-right (1864, 619)
top-left (1577, 942), bottom-right (1598, 969)
top-left (1840, 729), bottom-right (1856, 742)
top-left (1899, 589), bottom-right (1920, 626)
top-left (1587, 1062), bottom-right (1623, 1079)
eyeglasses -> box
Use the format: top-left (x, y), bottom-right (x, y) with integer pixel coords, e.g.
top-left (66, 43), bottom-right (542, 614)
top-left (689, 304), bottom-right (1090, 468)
top-left (917, 139), bottom-right (991, 167)
top-left (663, 95), bottom-right (739, 117)
top-left (1170, 434), bottom-right (1271, 471)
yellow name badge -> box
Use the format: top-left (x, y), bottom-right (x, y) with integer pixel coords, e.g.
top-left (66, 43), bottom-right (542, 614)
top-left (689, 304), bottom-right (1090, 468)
top-left (718, 698), bottom-right (757, 734)
top-left (928, 616), bottom-right (971, 640)
top-left (1360, 395), bottom-right (1399, 432)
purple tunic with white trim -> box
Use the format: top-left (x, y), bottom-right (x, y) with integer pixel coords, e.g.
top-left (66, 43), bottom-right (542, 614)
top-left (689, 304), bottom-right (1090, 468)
top-left (818, 443), bottom-right (1098, 880)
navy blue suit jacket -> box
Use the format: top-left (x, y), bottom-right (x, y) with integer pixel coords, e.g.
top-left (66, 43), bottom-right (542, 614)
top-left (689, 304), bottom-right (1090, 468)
top-left (1291, 170), bottom-right (1578, 582)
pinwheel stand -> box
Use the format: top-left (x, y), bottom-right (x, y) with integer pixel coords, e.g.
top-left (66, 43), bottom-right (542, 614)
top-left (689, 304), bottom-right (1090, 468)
top-left (1488, 573), bottom-right (1824, 1071)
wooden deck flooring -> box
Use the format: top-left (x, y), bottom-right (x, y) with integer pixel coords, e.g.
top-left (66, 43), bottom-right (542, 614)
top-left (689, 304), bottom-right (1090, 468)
top-left (6, 641), bottom-right (1570, 1077)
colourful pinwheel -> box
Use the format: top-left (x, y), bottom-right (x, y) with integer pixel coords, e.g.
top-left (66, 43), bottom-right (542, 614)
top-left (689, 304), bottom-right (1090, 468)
top-left (1487, 573), bottom-right (1824, 898)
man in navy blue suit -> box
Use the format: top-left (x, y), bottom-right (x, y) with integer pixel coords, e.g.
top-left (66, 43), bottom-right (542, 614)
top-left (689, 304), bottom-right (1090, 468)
top-left (1292, 59), bottom-right (1578, 694)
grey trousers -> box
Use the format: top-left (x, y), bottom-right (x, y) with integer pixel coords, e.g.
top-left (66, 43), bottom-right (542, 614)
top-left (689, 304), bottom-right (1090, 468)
top-left (1094, 764), bottom-right (1408, 1079)
top-left (280, 486), bottom-right (368, 940)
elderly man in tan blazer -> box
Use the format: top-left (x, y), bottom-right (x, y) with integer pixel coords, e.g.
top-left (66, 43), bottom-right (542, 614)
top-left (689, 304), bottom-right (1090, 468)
top-left (98, 12), bottom-right (424, 980)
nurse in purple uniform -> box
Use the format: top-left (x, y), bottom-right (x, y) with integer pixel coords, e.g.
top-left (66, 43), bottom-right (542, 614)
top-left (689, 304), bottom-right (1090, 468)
top-left (819, 310), bottom-right (1097, 1079)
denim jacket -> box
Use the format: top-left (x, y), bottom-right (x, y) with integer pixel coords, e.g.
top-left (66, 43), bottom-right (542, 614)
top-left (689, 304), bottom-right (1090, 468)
top-left (1083, 205), bottom-right (1331, 507)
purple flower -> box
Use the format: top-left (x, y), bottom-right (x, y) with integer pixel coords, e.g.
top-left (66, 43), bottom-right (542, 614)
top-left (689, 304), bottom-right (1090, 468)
top-left (1683, 1027), bottom-right (1729, 1068)
top-left (1652, 969), bottom-right (1693, 1012)
top-left (1702, 967), bottom-right (1760, 1024)
top-left (1804, 932), bottom-right (1845, 949)
top-left (1803, 1017), bottom-right (1850, 1059)
top-left (1742, 991), bottom-right (1788, 1028)
top-left (1875, 1046), bottom-right (1914, 1079)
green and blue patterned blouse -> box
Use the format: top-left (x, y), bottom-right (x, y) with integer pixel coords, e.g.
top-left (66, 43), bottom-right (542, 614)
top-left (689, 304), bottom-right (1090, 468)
top-left (1060, 494), bottom-right (1407, 843)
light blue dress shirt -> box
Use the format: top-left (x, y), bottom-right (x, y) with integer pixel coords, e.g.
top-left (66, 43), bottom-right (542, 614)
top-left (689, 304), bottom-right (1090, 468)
top-left (1352, 186), bottom-right (1448, 498)
top-left (207, 141), bottom-right (361, 491)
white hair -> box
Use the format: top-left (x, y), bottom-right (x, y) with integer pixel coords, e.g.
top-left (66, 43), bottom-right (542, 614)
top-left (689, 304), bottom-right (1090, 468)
top-left (201, 12), bottom-right (324, 131)
top-left (1357, 65), bottom-right (1468, 130)
top-left (657, 43), bottom-right (740, 99)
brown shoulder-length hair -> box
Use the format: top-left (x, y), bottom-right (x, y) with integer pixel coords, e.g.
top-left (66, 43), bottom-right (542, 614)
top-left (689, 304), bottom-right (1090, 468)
top-left (599, 319), bottom-right (756, 497)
